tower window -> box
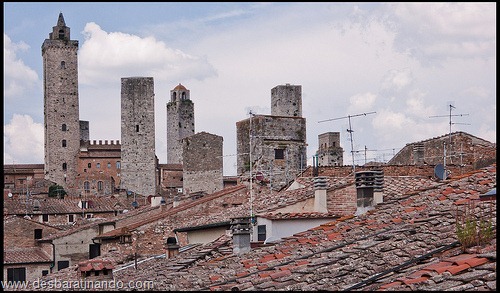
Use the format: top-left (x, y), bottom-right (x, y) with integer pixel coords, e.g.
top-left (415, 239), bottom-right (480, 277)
top-left (181, 92), bottom-right (186, 100)
top-left (62, 140), bottom-right (67, 147)
top-left (58, 29), bottom-right (65, 40)
top-left (62, 163), bottom-right (67, 171)
top-left (172, 92), bottom-right (177, 101)
top-left (88, 163), bottom-right (91, 168)
top-left (275, 149), bottom-right (285, 160)
top-left (136, 125), bottom-right (139, 132)
top-left (62, 124), bottom-right (67, 131)
top-left (61, 61), bottom-right (66, 69)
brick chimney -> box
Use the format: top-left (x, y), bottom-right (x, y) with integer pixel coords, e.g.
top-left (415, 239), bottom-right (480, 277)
top-left (231, 217), bottom-right (251, 255)
top-left (165, 236), bottom-right (180, 258)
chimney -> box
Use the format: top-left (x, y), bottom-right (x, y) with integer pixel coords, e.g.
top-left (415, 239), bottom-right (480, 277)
top-left (165, 236), bottom-right (180, 258)
top-left (413, 143), bottom-right (425, 165)
top-left (313, 176), bottom-right (328, 213)
top-left (355, 170), bottom-right (384, 215)
top-left (231, 217), bottom-right (251, 255)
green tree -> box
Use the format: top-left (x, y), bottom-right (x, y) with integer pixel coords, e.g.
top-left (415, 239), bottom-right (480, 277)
top-left (48, 185), bottom-right (67, 198)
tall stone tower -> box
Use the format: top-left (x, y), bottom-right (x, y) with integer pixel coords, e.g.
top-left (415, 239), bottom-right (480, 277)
top-left (42, 12), bottom-right (80, 191)
top-left (120, 77), bottom-right (157, 196)
top-left (316, 132), bottom-right (344, 166)
top-left (237, 84), bottom-right (307, 190)
top-left (166, 83), bottom-right (195, 164)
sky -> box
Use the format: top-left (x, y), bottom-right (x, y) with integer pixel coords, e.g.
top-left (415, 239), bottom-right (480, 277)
top-left (4, 2), bottom-right (496, 176)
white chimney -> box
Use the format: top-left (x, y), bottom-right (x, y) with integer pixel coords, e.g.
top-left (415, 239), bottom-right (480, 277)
top-left (314, 177), bottom-right (328, 213)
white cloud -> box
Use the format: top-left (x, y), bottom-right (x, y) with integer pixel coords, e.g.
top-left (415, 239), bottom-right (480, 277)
top-left (348, 92), bottom-right (377, 113)
top-left (387, 3), bottom-right (496, 61)
top-left (3, 34), bottom-right (39, 98)
top-left (381, 68), bottom-right (412, 91)
top-left (79, 22), bottom-right (217, 85)
top-left (4, 114), bottom-right (44, 164)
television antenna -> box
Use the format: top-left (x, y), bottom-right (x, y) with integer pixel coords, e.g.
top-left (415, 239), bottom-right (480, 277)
top-left (429, 102), bottom-right (470, 145)
top-left (318, 111), bottom-right (376, 172)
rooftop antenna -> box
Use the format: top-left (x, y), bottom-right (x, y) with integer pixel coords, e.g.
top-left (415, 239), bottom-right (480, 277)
top-left (319, 111), bottom-right (376, 173)
top-left (429, 102), bottom-right (470, 164)
top-left (429, 102), bottom-right (470, 145)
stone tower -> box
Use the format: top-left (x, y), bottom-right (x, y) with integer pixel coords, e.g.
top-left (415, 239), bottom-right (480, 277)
top-left (120, 77), bottom-right (157, 196)
top-left (271, 84), bottom-right (302, 117)
top-left (316, 132), bottom-right (344, 166)
top-left (166, 83), bottom-right (195, 164)
top-left (237, 84), bottom-right (307, 190)
top-left (42, 12), bottom-right (80, 191)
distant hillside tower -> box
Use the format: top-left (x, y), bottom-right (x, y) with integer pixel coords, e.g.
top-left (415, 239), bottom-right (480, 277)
top-left (166, 83), bottom-right (195, 164)
top-left (42, 12), bottom-right (80, 191)
top-left (316, 132), bottom-right (344, 166)
top-left (120, 77), bottom-right (157, 196)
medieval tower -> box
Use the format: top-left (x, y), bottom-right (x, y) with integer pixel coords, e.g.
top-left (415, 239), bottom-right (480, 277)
top-left (316, 132), bottom-right (344, 166)
top-left (166, 83), bottom-right (195, 164)
top-left (236, 84), bottom-right (307, 190)
top-left (120, 77), bottom-right (157, 196)
top-left (42, 13), bottom-right (80, 191)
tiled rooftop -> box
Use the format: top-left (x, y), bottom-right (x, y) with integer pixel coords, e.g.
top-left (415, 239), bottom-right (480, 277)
top-left (4, 247), bottom-right (52, 264)
top-left (23, 164), bottom-right (496, 291)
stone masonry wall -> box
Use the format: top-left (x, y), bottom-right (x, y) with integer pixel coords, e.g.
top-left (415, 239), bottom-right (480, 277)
top-left (271, 84), bottom-right (302, 117)
top-left (183, 132), bottom-right (223, 195)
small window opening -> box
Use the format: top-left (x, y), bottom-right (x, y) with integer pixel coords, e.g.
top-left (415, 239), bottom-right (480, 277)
top-left (275, 149), bottom-right (285, 160)
top-left (136, 125), bottom-right (139, 132)
top-left (62, 124), bottom-right (67, 131)
top-left (62, 140), bottom-right (67, 147)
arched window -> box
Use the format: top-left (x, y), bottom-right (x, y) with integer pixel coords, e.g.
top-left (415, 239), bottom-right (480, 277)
top-left (62, 140), bottom-right (67, 147)
top-left (97, 181), bottom-right (103, 191)
top-left (172, 92), bottom-right (177, 102)
top-left (107, 162), bottom-right (111, 168)
top-left (181, 92), bottom-right (186, 100)
top-left (62, 124), bottom-right (67, 131)
top-left (58, 29), bottom-right (65, 40)
top-left (61, 61), bottom-right (66, 69)
top-left (96, 163), bottom-right (100, 169)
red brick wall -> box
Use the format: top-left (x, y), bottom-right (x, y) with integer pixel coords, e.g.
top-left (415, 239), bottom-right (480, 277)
top-left (327, 185), bottom-right (357, 216)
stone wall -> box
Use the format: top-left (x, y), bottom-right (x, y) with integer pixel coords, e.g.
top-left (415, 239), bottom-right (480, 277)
top-left (237, 115), bottom-right (307, 189)
top-left (183, 132), bottom-right (223, 195)
top-left (271, 84), bottom-right (302, 117)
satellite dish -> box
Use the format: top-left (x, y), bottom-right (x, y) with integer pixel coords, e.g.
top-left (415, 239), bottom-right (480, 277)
top-left (131, 201), bottom-right (139, 208)
top-left (8, 192), bottom-right (13, 198)
top-left (434, 164), bottom-right (446, 180)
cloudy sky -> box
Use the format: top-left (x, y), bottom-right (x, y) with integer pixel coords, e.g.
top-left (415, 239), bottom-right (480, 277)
top-left (4, 2), bottom-right (496, 175)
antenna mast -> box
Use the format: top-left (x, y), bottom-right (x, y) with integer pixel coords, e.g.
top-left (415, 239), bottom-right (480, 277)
top-left (429, 103), bottom-right (470, 164)
top-left (318, 111), bottom-right (376, 173)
